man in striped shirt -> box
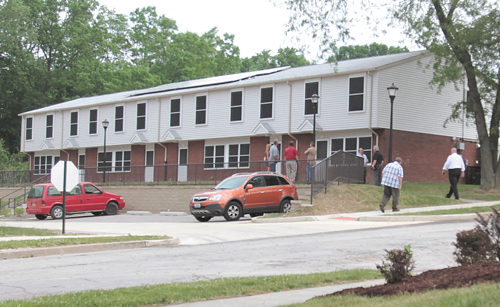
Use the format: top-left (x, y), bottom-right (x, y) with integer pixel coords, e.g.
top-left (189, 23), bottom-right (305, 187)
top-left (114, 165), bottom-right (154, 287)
top-left (379, 157), bottom-right (404, 213)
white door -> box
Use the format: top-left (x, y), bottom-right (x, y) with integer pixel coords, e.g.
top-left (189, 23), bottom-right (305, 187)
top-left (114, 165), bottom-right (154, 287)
top-left (145, 150), bottom-right (154, 182)
top-left (178, 148), bottom-right (188, 182)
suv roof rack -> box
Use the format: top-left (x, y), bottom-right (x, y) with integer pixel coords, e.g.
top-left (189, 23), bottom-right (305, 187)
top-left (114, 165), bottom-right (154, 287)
top-left (230, 172), bottom-right (253, 176)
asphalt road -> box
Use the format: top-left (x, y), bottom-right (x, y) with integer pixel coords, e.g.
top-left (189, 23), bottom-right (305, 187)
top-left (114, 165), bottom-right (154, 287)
top-left (0, 213), bottom-right (476, 302)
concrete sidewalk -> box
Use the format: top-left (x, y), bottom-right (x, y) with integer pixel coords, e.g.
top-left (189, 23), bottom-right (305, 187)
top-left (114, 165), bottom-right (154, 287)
top-left (168, 279), bottom-right (386, 307)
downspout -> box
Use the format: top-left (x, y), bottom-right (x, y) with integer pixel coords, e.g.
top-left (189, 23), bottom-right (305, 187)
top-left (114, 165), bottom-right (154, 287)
top-left (156, 98), bottom-right (167, 163)
top-left (286, 81), bottom-right (298, 148)
top-left (368, 71), bottom-right (379, 146)
top-left (61, 149), bottom-right (70, 161)
top-left (156, 97), bottom-right (168, 181)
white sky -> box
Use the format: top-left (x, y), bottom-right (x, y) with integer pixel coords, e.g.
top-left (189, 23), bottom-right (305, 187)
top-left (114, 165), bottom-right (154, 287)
top-left (98, 0), bottom-right (416, 61)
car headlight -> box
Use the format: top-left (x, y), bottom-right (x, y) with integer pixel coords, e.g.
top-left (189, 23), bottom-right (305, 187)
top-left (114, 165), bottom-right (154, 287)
top-left (209, 194), bottom-right (222, 201)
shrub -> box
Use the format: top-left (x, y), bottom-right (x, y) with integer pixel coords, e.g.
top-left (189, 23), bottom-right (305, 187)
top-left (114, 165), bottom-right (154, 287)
top-left (14, 207), bottom-right (25, 216)
top-left (474, 208), bottom-right (500, 261)
top-left (376, 244), bottom-right (415, 284)
top-left (453, 229), bottom-right (495, 266)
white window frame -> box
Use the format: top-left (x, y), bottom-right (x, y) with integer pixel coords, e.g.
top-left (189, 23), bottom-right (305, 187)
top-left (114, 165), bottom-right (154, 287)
top-left (137, 102), bottom-right (147, 130)
top-left (115, 105), bottom-right (125, 132)
top-left (46, 114), bottom-right (54, 139)
top-left (70, 111), bottom-right (79, 136)
top-left (89, 109), bottom-right (98, 135)
top-left (34, 155), bottom-right (60, 175)
top-left (230, 90), bottom-right (243, 122)
top-left (304, 80), bottom-right (320, 116)
top-left (195, 95), bottom-right (207, 126)
top-left (260, 86), bottom-right (274, 119)
top-left (25, 117), bottom-right (33, 141)
top-left (348, 74), bottom-right (365, 112)
top-left (170, 98), bottom-right (181, 127)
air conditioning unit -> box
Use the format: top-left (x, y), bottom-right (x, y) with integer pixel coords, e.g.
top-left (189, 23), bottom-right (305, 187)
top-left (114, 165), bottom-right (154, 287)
top-left (456, 142), bottom-right (465, 150)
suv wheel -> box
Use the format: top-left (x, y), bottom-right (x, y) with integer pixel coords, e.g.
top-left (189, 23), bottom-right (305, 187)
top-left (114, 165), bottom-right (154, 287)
top-left (195, 216), bottom-right (212, 222)
top-left (50, 205), bottom-right (64, 219)
top-left (280, 199), bottom-right (292, 213)
top-left (224, 201), bottom-right (242, 221)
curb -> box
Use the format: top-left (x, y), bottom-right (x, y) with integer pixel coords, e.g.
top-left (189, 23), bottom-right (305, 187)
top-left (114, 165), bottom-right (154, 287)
top-left (252, 216), bottom-right (318, 223)
top-left (358, 213), bottom-right (479, 222)
top-left (0, 237), bottom-right (180, 260)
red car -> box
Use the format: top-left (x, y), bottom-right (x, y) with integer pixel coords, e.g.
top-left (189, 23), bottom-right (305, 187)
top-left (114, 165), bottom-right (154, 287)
top-left (26, 182), bottom-right (125, 220)
top-left (189, 172), bottom-right (299, 222)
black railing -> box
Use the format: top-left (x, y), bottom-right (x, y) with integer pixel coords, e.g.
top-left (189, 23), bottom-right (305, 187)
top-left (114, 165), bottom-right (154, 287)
top-left (310, 151), bottom-right (364, 203)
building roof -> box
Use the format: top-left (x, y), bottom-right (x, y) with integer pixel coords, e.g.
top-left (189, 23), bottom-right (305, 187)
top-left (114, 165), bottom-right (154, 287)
top-left (20, 50), bottom-right (428, 116)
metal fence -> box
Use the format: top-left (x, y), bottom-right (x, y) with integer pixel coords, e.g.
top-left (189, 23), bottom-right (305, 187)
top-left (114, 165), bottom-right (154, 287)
top-left (0, 153), bottom-right (364, 209)
top-left (310, 151), bottom-right (364, 203)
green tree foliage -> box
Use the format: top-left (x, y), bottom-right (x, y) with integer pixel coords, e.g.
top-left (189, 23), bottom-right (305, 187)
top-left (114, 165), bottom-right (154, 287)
top-left (241, 47), bottom-right (310, 72)
top-left (0, 139), bottom-right (26, 170)
top-left (282, 0), bottom-right (500, 189)
top-left (330, 43), bottom-right (409, 61)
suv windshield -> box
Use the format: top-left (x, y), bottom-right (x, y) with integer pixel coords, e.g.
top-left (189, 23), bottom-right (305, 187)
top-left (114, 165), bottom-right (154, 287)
top-left (214, 176), bottom-right (249, 190)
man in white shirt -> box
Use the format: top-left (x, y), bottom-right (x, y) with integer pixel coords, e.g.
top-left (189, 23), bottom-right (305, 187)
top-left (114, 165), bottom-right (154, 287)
top-left (357, 148), bottom-right (368, 184)
top-left (442, 148), bottom-right (466, 200)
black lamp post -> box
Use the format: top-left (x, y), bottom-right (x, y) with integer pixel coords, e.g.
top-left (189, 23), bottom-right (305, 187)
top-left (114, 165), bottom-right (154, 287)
top-left (311, 93), bottom-right (319, 145)
top-left (102, 119), bottom-right (109, 183)
top-left (387, 83), bottom-right (399, 162)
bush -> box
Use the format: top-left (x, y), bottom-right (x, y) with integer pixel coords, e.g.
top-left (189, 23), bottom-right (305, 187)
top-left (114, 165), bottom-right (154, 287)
top-left (14, 207), bottom-right (25, 216)
top-left (453, 229), bottom-right (495, 266)
top-left (474, 208), bottom-right (500, 261)
top-left (376, 245), bottom-right (415, 284)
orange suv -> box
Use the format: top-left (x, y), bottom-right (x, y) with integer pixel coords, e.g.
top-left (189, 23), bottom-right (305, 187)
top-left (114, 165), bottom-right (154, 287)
top-left (189, 172), bottom-right (299, 222)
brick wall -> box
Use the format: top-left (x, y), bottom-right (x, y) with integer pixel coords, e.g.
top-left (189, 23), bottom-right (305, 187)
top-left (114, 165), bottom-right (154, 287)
top-left (374, 129), bottom-right (479, 183)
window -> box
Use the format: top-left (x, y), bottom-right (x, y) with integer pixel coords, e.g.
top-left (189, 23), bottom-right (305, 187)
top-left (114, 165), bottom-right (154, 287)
top-left (204, 145), bottom-right (225, 169)
top-left (89, 109), bottom-right (98, 135)
top-left (195, 96), bottom-right (207, 125)
top-left (228, 144), bottom-right (250, 168)
top-left (137, 103), bottom-right (146, 130)
top-left (115, 151), bottom-right (131, 172)
top-left (317, 140), bottom-right (328, 160)
top-left (260, 87), bottom-right (273, 119)
top-left (115, 106), bottom-right (124, 132)
top-left (46, 115), bottom-right (53, 138)
top-left (26, 117), bottom-right (33, 140)
top-left (34, 155), bottom-right (59, 175)
top-left (97, 152), bottom-right (112, 173)
top-left (231, 91), bottom-right (242, 122)
top-left (170, 99), bottom-right (180, 127)
top-left (349, 77), bottom-right (364, 111)
top-left (70, 111), bottom-right (78, 136)
top-left (330, 136), bottom-right (372, 161)
top-left (97, 151), bottom-right (130, 173)
top-left (359, 137), bottom-right (372, 163)
top-left (305, 82), bottom-right (319, 115)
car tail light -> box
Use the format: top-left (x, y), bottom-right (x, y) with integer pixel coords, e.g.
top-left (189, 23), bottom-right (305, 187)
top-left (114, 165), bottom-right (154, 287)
top-left (41, 200), bottom-right (46, 207)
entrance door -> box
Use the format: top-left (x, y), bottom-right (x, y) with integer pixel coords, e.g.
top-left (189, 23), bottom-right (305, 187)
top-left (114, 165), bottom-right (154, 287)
top-left (178, 148), bottom-right (188, 182)
top-left (145, 150), bottom-right (154, 182)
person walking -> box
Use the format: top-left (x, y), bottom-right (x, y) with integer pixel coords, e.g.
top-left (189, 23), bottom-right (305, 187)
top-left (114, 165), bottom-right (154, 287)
top-left (264, 143), bottom-right (271, 171)
top-left (269, 140), bottom-right (279, 173)
top-left (379, 157), bottom-right (404, 213)
top-left (284, 141), bottom-right (299, 182)
top-left (304, 141), bottom-right (317, 184)
top-left (442, 148), bottom-right (466, 200)
top-left (371, 145), bottom-right (384, 186)
top-left (357, 148), bottom-right (368, 184)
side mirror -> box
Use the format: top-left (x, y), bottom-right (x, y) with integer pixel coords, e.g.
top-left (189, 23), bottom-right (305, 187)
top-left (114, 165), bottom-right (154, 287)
top-left (245, 184), bottom-right (254, 191)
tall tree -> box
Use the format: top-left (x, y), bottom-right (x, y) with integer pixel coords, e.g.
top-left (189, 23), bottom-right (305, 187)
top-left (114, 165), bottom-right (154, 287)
top-left (282, 0), bottom-right (500, 190)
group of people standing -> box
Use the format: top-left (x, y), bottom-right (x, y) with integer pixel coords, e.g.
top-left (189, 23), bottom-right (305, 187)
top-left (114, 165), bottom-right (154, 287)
top-left (264, 140), bottom-right (317, 184)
